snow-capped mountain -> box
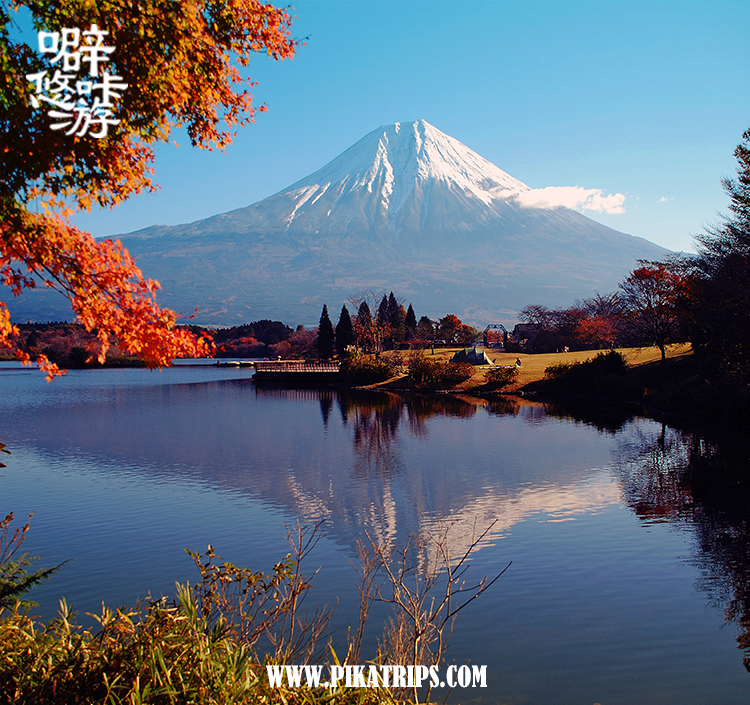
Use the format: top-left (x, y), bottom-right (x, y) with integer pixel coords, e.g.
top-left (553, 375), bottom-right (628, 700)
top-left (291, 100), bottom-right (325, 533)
top-left (8, 120), bottom-right (669, 326)
top-left (255, 119), bottom-right (531, 240)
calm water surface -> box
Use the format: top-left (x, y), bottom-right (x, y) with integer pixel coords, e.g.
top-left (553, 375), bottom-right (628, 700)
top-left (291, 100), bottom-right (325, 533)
top-left (3, 363), bottom-right (750, 704)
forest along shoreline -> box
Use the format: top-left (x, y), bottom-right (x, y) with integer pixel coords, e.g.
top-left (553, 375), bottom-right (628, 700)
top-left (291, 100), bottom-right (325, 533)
top-left (2, 322), bottom-right (743, 429)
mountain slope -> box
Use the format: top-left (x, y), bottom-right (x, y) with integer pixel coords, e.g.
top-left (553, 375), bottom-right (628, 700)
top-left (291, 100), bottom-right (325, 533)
top-left (7, 120), bottom-right (669, 326)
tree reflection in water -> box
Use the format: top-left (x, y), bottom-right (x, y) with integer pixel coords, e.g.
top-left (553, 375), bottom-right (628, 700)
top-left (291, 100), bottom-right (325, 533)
top-left (334, 390), bottom-right (480, 479)
top-left (541, 396), bottom-right (642, 434)
top-left (256, 386), bottom-right (750, 670)
top-left (611, 417), bottom-right (750, 671)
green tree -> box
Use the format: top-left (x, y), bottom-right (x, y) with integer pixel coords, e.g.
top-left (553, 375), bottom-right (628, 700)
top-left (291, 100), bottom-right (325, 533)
top-left (697, 127), bottom-right (750, 267)
top-left (356, 301), bottom-right (372, 327)
top-left (335, 304), bottom-right (355, 357)
top-left (376, 295), bottom-right (389, 328)
top-left (316, 305), bottom-right (335, 359)
top-left (405, 304), bottom-right (417, 337)
top-left (693, 126), bottom-right (750, 389)
top-left (387, 291), bottom-right (405, 341)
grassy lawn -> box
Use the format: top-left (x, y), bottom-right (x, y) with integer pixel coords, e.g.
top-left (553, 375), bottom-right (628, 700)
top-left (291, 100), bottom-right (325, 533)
top-left (481, 343), bottom-right (692, 389)
top-left (381, 343), bottom-right (693, 392)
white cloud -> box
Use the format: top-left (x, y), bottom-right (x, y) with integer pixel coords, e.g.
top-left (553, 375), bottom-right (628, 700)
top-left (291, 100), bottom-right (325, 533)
top-left (503, 186), bottom-right (627, 215)
top-left (657, 196), bottom-right (669, 203)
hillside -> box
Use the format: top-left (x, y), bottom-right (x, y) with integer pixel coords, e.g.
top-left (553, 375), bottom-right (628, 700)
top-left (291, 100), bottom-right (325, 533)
top-left (6, 120), bottom-right (668, 327)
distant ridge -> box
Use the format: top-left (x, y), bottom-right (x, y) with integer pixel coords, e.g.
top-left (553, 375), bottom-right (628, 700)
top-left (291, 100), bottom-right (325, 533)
top-left (7, 120), bottom-right (668, 326)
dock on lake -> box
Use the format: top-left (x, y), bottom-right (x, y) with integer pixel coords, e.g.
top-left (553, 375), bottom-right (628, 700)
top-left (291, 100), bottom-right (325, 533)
top-left (253, 360), bottom-right (341, 384)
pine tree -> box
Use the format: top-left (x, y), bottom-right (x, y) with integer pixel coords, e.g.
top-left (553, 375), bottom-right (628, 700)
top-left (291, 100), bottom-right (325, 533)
top-left (335, 304), bottom-right (355, 357)
top-left (697, 126), bottom-right (750, 270)
top-left (317, 305), bottom-right (335, 359)
top-left (405, 304), bottom-right (417, 336)
top-left (387, 292), bottom-right (405, 341)
top-left (377, 295), bottom-right (389, 327)
top-left (693, 126), bottom-right (750, 387)
top-left (386, 292), bottom-right (400, 323)
top-left (355, 301), bottom-right (374, 352)
top-left (357, 301), bottom-right (372, 327)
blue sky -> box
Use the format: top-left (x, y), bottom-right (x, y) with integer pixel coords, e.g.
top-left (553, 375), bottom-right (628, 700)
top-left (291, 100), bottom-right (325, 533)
top-left (71, 0), bottom-right (750, 254)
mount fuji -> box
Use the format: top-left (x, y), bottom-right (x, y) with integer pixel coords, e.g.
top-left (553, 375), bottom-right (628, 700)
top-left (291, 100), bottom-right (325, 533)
top-left (12, 120), bottom-right (669, 326)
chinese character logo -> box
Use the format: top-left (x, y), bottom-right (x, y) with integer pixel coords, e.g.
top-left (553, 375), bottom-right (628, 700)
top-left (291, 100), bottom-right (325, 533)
top-left (25, 24), bottom-right (127, 139)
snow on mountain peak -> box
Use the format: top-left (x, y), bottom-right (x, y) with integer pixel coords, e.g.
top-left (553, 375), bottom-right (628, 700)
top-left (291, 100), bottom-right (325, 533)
top-left (109, 120), bottom-right (666, 329)
top-left (281, 120), bottom-right (530, 226)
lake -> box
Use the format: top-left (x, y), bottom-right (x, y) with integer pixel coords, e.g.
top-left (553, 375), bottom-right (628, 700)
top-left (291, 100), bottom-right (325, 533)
top-left (2, 362), bottom-right (750, 704)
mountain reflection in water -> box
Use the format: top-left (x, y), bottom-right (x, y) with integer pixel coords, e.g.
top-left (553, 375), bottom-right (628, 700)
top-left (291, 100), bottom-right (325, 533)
top-left (251, 387), bottom-right (616, 561)
top-left (256, 384), bottom-right (750, 675)
top-left (3, 368), bottom-right (750, 702)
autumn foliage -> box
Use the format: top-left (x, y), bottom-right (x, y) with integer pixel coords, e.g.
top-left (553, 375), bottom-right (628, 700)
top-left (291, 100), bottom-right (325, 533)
top-left (618, 261), bottom-right (687, 361)
top-left (516, 272), bottom-right (689, 357)
top-left (1, 1), bottom-right (298, 378)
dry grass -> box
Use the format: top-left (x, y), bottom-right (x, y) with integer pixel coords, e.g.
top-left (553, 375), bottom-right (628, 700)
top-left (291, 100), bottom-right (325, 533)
top-left (380, 344), bottom-right (693, 392)
top-left (483, 343), bottom-right (692, 390)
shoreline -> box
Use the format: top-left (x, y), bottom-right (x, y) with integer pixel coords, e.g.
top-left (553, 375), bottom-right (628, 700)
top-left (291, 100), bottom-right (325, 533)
top-left (349, 344), bottom-right (750, 430)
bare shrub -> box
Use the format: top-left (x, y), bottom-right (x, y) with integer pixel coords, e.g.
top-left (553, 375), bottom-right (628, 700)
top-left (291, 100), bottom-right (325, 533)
top-left (186, 520), bottom-right (331, 663)
top-left (350, 520), bottom-right (510, 702)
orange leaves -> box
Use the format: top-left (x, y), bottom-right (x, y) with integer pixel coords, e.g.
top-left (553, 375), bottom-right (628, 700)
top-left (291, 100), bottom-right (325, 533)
top-left (0, 303), bottom-right (19, 347)
top-left (1, 206), bottom-right (215, 375)
top-left (574, 315), bottom-right (618, 350)
top-left (623, 262), bottom-right (684, 312)
top-left (10, 348), bottom-right (64, 384)
top-left (34, 354), bottom-right (66, 382)
top-left (2, 1), bottom-right (295, 374)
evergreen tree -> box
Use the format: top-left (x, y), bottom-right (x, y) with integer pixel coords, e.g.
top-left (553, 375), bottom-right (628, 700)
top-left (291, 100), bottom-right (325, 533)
top-left (387, 292), bottom-right (406, 341)
top-left (376, 295), bottom-right (389, 327)
top-left (355, 301), bottom-right (374, 352)
top-left (405, 304), bottom-right (417, 336)
top-left (386, 292), bottom-right (400, 323)
top-left (317, 305), bottom-right (335, 359)
top-left (335, 304), bottom-right (356, 357)
top-left (357, 301), bottom-right (372, 327)
top-left (693, 126), bottom-right (750, 388)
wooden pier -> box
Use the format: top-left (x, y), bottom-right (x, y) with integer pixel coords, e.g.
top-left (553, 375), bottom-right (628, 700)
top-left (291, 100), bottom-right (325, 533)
top-left (253, 360), bottom-right (341, 384)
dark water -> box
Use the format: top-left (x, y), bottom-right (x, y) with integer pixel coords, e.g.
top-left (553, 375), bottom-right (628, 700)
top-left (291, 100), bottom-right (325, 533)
top-left (3, 363), bottom-right (750, 703)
